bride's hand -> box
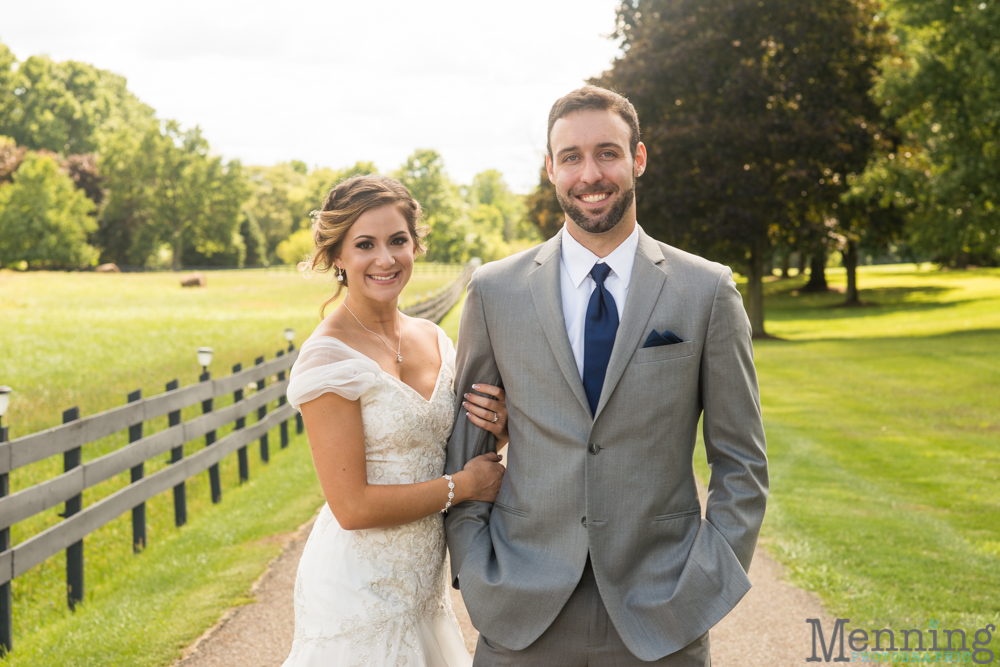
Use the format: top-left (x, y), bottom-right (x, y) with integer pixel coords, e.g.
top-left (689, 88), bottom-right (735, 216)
top-left (463, 383), bottom-right (509, 449)
top-left (458, 452), bottom-right (505, 503)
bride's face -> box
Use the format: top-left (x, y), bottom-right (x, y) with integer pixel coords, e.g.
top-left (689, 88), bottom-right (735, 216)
top-left (336, 205), bottom-right (417, 304)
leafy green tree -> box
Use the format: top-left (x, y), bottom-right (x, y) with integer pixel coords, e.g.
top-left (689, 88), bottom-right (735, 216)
top-left (393, 149), bottom-right (461, 223)
top-left (0, 151), bottom-right (97, 267)
top-left (0, 40), bottom-right (153, 154)
top-left (239, 211), bottom-right (269, 267)
top-left (242, 162), bottom-right (307, 262)
top-left (467, 169), bottom-right (531, 243)
top-left (595, 0), bottom-right (892, 335)
top-left (527, 164), bottom-right (565, 240)
top-left (98, 120), bottom-right (247, 268)
top-left (276, 228), bottom-right (315, 266)
top-left (296, 161), bottom-right (378, 228)
top-left (877, 0), bottom-right (1000, 266)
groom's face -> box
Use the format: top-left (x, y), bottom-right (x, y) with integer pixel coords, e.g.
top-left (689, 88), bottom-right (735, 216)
top-left (546, 108), bottom-right (646, 235)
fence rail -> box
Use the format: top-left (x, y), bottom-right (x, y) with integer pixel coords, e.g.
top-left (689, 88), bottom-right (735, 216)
top-left (0, 346), bottom-right (301, 654)
top-left (401, 259), bottom-right (478, 323)
top-left (0, 259), bottom-right (476, 655)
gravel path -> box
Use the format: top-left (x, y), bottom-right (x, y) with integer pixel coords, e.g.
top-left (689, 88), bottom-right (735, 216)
top-left (176, 497), bottom-right (832, 666)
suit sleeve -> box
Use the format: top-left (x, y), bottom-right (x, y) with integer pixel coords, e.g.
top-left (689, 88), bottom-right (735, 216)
top-left (444, 272), bottom-right (501, 588)
top-left (700, 267), bottom-right (769, 572)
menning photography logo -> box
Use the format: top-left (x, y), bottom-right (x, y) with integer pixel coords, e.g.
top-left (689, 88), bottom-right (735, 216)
top-left (806, 618), bottom-right (997, 664)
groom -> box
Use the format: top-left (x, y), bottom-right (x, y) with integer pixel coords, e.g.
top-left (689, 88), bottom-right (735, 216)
top-left (445, 85), bottom-right (768, 666)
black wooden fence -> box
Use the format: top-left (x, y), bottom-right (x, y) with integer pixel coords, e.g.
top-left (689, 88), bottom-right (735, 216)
top-left (0, 260), bottom-right (477, 655)
top-left (0, 347), bottom-right (300, 654)
top-left (402, 259), bottom-right (479, 323)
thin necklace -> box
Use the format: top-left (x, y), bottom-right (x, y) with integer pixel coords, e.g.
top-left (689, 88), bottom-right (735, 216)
top-left (343, 302), bottom-right (403, 363)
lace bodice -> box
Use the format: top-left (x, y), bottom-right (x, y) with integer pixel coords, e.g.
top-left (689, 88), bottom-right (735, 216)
top-left (287, 327), bottom-right (457, 486)
top-left (282, 325), bottom-right (469, 667)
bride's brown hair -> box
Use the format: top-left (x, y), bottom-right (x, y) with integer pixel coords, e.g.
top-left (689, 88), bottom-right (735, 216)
top-left (304, 175), bottom-right (427, 317)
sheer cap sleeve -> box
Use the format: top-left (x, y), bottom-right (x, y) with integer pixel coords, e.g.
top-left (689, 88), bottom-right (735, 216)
top-left (286, 337), bottom-right (381, 409)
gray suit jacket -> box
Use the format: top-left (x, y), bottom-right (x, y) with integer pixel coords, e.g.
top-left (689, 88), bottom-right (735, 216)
top-left (444, 229), bottom-right (768, 661)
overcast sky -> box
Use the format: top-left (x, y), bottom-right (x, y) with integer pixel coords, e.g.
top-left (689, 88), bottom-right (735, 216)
top-left (1, 0), bottom-right (623, 192)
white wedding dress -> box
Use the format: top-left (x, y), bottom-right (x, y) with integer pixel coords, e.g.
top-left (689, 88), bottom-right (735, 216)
top-left (282, 326), bottom-right (472, 667)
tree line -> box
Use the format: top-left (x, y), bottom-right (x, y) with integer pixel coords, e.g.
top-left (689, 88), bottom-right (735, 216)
top-left (527, 0), bottom-right (999, 336)
top-left (0, 40), bottom-right (537, 271)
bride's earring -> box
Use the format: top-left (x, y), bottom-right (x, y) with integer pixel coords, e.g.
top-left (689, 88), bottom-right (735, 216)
top-left (336, 267), bottom-right (344, 283)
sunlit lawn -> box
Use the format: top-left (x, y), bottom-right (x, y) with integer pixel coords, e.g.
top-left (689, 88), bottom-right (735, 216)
top-left (0, 264), bottom-right (464, 665)
top-left (2, 261), bottom-right (997, 663)
top-left (696, 264), bottom-right (1000, 638)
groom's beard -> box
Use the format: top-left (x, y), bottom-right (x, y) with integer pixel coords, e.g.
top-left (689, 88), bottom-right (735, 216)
top-left (557, 179), bottom-right (636, 235)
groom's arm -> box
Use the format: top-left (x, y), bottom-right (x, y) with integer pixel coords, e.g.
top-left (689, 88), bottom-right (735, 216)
top-left (700, 267), bottom-right (769, 572)
top-left (444, 272), bottom-right (500, 588)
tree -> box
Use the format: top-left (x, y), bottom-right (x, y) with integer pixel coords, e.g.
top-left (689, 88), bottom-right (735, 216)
top-left (239, 211), bottom-right (268, 267)
top-left (242, 163), bottom-right (307, 262)
top-left (595, 0), bottom-right (892, 336)
top-left (0, 40), bottom-right (154, 155)
top-left (393, 149), bottom-right (461, 223)
top-left (97, 120), bottom-right (247, 268)
top-left (877, 0), bottom-right (1000, 266)
top-left (526, 164), bottom-right (564, 240)
top-left (276, 228), bottom-right (315, 266)
top-left (0, 151), bottom-right (97, 267)
top-left (62, 153), bottom-right (106, 208)
top-left (0, 135), bottom-right (26, 183)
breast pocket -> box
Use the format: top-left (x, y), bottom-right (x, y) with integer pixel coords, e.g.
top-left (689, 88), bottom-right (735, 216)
top-left (634, 341), bottom-right (696, 364)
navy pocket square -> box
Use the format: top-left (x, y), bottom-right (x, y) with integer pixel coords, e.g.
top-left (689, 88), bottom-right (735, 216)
top-left (643, 329), bottom-right (684, 348)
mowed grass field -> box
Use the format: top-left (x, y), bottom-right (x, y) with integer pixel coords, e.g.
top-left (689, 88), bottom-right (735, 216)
top-left (2, 262), bottom-right (997, 663)
top-left (699, 264), bottom-right (1000, 638)
top-left (0, 264), bottom-right (464, 666)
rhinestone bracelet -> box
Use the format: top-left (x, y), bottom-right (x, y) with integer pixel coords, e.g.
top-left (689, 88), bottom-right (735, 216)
top-left (441, 474), bottom-right (455, 512)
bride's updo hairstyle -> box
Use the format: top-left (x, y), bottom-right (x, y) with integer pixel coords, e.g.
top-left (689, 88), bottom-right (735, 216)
top-left (304, 174), bottom-right (427, 317)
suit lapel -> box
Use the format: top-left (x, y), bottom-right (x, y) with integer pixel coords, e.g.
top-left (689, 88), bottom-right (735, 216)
top-left (594, 230), bottom-right (668, 420)
top-left (528, 231), bottom-right (591, 416)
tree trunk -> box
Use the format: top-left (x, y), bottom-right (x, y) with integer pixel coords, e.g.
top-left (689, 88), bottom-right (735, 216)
top-left (843, 241), bottom-right (859, 305)
top-left (803, 247), bottom-right (828, 291)
top-left (797, 251), bottom-right (808, 277)
top-left (172, 235), bottom-right (183, 271)
top-left (746, 241), bottom-right (767, 337)
top-left (780, 251), bottom-right (791, 279)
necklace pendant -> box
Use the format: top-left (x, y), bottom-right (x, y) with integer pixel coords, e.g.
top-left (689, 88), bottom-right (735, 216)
top-left (397, 355), bottom-right (403, 363)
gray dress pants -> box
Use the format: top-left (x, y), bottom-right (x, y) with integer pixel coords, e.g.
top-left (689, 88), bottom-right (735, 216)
top-left (472, 558), bottom-right (711, 667)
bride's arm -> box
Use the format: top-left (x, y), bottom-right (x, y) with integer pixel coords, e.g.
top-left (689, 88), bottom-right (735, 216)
top-left (301, 391), bottom-right (504, 531)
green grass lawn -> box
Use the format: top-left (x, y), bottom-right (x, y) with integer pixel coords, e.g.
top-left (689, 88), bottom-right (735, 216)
top-left (3, 262), bottom-right (997, 662)
top-left (0, 264), bottom-right (464, 665)
top-left (696, 264), bottom-right (1000, 640)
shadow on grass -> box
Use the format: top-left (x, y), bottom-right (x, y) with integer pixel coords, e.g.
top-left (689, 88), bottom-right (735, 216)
top-left (758, 285), bottom-right (971, 324)
top-left (753, 326), bottom-right (1000, 346)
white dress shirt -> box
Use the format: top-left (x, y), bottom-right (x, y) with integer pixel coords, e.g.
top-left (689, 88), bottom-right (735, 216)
top-left (560, 223), bottom-right (640, 379)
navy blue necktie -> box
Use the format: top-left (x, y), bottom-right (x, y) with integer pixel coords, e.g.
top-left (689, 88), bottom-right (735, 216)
top-left (583, 263), bottom-right (619, 416)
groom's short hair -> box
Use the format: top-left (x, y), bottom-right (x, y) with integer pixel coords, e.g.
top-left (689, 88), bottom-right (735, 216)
top-left (547, 86), bottom-right (641, 159)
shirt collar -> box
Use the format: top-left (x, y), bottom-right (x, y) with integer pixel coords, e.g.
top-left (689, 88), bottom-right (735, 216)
top-left (561, 222), bottom-right (641, 289)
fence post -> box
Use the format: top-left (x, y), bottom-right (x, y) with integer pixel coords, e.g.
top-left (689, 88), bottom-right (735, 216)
top-left (0, 421), bottom-right (11, 654)
top-left (201, 371), bottom-right (221, 504)
top-left (277, 350), bottom-right (289, 448)
top-left (233, 363), bottom-right (248, 483)
top-left (255, 357), bottom-right (269, 463)
top-left (166, 379), bottom-right (186, 527)
top-left (62, 406), bottom-right (83, 611)
top-left (289, 341), bottom-right (303, 434)
top-left (128, 390), bottom-right (145, 553)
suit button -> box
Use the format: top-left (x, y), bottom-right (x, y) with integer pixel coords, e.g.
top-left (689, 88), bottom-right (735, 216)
top-left (588, 442), bottom-right (601, 455)
top-left (581, 517), bottom-right (587, 527)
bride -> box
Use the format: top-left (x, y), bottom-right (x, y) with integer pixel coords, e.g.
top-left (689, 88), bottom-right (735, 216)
top-left (282, 175), bottom-right (507, 666)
